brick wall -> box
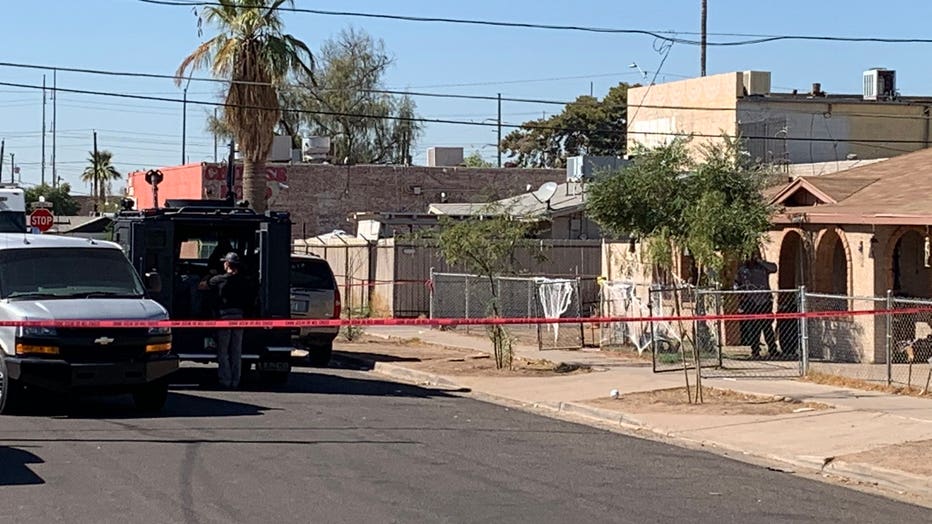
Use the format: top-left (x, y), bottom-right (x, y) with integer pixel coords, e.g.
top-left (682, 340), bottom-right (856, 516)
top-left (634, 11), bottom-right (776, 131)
top-left (199, 163), bottom-right (563, 238)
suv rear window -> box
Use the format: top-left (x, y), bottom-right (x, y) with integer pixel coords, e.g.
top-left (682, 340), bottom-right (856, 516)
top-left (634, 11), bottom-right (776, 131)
top-left (291, 258), bottom-right (335, 290)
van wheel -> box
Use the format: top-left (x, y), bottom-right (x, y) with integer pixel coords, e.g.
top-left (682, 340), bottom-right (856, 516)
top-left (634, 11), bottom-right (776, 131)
top-left (133, 379), bottom-right (169, 412)
top-left (0, 356), bottom-right (25, 415)
top-left (308, 342), bottom-right (333, 368)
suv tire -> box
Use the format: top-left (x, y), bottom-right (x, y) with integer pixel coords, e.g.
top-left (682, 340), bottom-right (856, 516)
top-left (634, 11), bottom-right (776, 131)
top-left (308, 342), bottom-right (333, 368)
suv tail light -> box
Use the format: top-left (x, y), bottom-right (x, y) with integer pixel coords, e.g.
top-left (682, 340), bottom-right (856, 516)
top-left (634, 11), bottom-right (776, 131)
top-left (333, 287), bottom-right (342, 319)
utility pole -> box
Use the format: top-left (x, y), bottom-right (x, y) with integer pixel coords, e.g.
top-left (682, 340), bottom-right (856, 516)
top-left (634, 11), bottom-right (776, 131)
top-left (181, 73), bottom-right (193, 164)
top-left (182, 86), bottom-right (188, 163)
top-left (41, 74), bottom-right (46, 186)
top-left (0, 139), bottom-right (4, 178)
top-left (700, 0), bottom-right (708, 77)
top-left (52, 69), bottom-right (57, 188)
top-left (497, 93), bottom-right (502, 168)
top-left (213, 107), bottom-right (219, 162)
top-left (92, 130), bottom-right (99, 214)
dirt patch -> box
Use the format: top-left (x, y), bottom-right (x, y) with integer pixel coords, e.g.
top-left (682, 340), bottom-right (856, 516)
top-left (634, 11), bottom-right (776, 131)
top-left (335, 337), bottom-right (590, 377)
top-left (839, 440), bottom-right (932, 477)
top-left (803, 372), bottom-right (932, 399)
top-left (584, 387), bottom-right (832, 416)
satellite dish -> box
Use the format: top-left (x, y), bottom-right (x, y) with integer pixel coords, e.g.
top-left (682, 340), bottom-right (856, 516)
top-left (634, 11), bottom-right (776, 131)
top-left (532, 182), bottom-right (558, 204)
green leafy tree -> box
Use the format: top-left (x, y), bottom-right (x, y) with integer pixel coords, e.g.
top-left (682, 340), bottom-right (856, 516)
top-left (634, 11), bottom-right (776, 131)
top-left (281, 27), bottom-right (422, 164)
top-left (462, 151), bottom-right (493, 168)
top-left (587, 136), bottom-right (776, 403)
top-left (437, 206), bottom-right (534, 369)
top-left (501, 83), bottom-right (630, 168)
top-left (81, 150), bottom-right (121, 212)
top-left (177, 0), bottom-right (314, 213)
top-left (24, 183), bottom-right (81, 216)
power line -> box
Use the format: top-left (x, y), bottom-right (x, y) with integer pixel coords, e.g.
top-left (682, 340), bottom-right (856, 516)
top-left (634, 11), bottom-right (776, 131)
top-left (0, 60), bottom-right (579, 106)
top-left (137, 0), bottom-right (932, 47)
top-left (2, 78), bottom-right (931, 147)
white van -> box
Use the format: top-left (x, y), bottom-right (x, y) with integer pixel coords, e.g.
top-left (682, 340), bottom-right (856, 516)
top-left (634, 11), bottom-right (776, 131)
top-left (0, 233), bottom-right (177, 414)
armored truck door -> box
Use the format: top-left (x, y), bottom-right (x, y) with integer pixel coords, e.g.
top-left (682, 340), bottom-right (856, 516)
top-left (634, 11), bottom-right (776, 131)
top-left (257, 221), bottom-right (291, 319)
top-left (132, 221), bottom-right (174, 312)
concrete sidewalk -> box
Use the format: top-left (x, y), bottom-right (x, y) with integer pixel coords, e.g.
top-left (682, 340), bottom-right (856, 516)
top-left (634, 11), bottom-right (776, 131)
top-left (359, 326), bottom-right (932, 503)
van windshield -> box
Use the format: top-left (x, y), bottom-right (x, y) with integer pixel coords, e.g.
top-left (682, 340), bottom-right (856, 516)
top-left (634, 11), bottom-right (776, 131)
top-left (0, 247), bottom-right (146, 300)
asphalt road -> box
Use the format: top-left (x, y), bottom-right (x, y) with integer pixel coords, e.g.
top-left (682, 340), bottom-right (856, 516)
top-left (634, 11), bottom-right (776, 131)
top-left (0, 364), bottom-right (929, 524)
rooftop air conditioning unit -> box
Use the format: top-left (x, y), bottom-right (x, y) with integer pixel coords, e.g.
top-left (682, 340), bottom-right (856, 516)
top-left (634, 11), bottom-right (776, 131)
top-left (566, 155), bottom-right (628, 181)
top-left (302, 136), bottom-right (332, 162)
top-left (863, 68), bottom-right (896, 101)
top-left (268, 135), bottom-right (293, 162)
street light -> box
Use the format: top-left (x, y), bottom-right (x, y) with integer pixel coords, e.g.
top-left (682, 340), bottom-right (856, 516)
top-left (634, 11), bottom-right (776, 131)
top-left (629, 63), bottom-right (648, 80)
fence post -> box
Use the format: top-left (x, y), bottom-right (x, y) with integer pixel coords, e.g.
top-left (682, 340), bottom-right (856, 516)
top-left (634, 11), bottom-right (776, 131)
top-left (798, 286), bottom-right (809, 377)
top-left (885, 289), bottom-right (893, 386)
top-left (576, 277), bottom-right (584, 349)
top-left (464, 274), bottom-right (470, 335)
top-left (428, 267), bottom-right (435, 321)
top-left (649, 287), bottom-right (658, 373)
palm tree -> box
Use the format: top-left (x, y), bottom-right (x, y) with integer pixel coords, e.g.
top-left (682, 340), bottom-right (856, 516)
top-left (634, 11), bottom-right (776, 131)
top-left (176, 0), bottom-right (313, 213)
top-left (81, 150), bottom-right (121, 213)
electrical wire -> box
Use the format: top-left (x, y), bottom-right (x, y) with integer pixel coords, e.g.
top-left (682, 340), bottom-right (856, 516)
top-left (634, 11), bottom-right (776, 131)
top-left (2, 79), bottom-right (931, 146)
top-left (137, 0), bottom-right (932, 47)
top-left (0, 60), bottom-right (577, 106)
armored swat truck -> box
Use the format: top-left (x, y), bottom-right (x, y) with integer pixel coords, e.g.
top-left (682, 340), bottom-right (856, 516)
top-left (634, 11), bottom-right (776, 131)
top-left (111, 178), bottom-right (294, 385)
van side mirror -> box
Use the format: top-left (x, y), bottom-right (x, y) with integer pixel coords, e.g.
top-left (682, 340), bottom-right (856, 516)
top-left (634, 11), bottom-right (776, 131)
top-left (145, 272), bottom-right (162, 293)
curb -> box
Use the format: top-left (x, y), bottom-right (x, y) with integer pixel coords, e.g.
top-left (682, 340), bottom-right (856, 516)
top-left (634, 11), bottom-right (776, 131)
top-left (338, 350), bottom-right (932, 504)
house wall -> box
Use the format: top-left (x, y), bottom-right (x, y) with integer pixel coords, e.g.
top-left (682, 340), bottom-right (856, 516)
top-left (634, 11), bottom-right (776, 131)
top-left (627, 72), bottom-right (742, 154)
top-left (738, 100), bottom-right (930, 164)
top-left (626, 71), bottom-right (932, 164)
top-left (550, 213), bottom-right (603, 240)
top-left (129, 163), bottom-right (562, 238)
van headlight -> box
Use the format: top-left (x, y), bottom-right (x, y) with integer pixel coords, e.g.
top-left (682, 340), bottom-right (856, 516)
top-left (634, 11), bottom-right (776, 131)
top-left (19, 326), bottom-right (57, 337)
top-left (148, 326), bottom-right (171, 336)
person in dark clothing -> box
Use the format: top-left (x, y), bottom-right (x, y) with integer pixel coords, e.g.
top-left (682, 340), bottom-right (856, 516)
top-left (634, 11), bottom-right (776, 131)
top-left (199, 252), bottom-right (253, 388)
top-left (734, 254), bottom-right (780, 359)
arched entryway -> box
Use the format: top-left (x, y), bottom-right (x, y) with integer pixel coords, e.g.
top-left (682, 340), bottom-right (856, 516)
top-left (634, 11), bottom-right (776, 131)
top-left (890, 229), bottom-right (932, 298)
top-left (778, 230), bottom-right (807, 289)
top-left (776, 230), bottom-right (808, 357)
top-left (813, 229), bottom-right (850, 295)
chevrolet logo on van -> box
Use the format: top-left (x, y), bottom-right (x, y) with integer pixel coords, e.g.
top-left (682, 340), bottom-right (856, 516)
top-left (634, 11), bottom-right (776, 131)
top-left (94, 337), bottom-right (115, 346)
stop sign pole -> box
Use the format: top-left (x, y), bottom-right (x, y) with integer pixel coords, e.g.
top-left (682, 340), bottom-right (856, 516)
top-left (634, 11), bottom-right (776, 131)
top-left (30, 208), bottom-right (55, 233)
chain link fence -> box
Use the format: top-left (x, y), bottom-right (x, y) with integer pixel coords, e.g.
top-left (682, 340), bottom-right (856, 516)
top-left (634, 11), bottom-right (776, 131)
top-left (430, 271), bottom-right (585, 350)
top-left (890, 296), bottom-right (932, 391)
top-left (693, 289), bottom-right (803, 378)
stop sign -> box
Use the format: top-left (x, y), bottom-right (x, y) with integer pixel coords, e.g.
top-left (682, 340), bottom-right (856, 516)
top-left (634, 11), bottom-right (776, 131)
top-left (30, 208), bottom-right (55, 232)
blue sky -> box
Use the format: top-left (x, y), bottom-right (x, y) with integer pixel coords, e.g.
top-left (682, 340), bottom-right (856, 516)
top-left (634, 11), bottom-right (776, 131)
top-left (3, 0), bottom-right (932, 195)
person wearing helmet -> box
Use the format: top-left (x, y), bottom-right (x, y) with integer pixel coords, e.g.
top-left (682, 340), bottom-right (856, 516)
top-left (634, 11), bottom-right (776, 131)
top-left (200, 252), bottom-right (253, 388)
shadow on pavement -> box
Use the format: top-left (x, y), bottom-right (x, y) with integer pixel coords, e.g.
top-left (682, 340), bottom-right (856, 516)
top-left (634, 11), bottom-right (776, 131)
top-left (0, 446), bottom-right (44, 486)
top-left (11, 388), bottom-right (271, 420)
top-left (283, 369), bottom-right (464, 397)
top-left (328, 351), bottom-right (421, 371)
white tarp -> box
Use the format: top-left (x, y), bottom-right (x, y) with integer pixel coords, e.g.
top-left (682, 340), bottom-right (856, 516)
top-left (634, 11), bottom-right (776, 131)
top-left (536, 278), bottom-right (575, 342)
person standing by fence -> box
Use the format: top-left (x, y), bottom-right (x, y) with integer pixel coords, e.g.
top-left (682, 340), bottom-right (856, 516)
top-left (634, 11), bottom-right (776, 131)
top-left (734, 254), bottom-right (780, 359)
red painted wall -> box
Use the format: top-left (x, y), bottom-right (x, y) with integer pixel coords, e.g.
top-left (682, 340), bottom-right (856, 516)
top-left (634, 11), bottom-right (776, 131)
top-left (127, 164), bottom-right (204, 209)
